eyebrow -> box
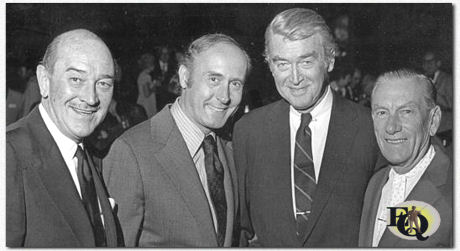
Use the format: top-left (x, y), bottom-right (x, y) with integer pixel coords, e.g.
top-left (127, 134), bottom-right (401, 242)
top-left (206, 71), bottom-right (244, 83)
top-left (372, 101), bottom-right (418, 110)
top-left (66, 67), bottom-right (114, 79)
top-left (271, 52), bottom-right (318, 62)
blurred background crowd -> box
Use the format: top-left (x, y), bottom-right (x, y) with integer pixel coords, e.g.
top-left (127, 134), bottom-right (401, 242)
top-left (6, 3), bottom-right (453, 158)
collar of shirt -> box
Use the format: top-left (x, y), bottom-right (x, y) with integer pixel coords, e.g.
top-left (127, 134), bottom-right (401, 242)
top-left (388, 144), bottom-right (436, 194)
top-left (170, 98), bottom-right (215, 158)
top-left (39, 103), bottom-right (79, 161)
top-left (289, 85), bottom-right (333, 123)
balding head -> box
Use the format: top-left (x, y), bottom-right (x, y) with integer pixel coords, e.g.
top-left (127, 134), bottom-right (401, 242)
top-left (41, 29), bottom-right (113, 73)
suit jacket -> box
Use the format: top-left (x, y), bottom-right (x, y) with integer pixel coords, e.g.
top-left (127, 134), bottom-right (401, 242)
top-left (103, 105), bottom-right (238, 247)
top-left (6, 107), bottom-right (119, 247)
top-left (359, 145), bottom-right (453, 247)
top-left (233, 92), bottom-right (381, 247)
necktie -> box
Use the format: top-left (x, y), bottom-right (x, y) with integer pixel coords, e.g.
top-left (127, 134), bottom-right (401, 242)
top-left (75, 146), bottom-right (106, 246)
top-left (294, 113), bottom-right (316, 237)
top-left (202, 135), bottom-right (227, 246)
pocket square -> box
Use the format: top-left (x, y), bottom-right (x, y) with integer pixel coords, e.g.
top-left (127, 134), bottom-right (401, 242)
top-left (108, 197), bottom-right (116, 210)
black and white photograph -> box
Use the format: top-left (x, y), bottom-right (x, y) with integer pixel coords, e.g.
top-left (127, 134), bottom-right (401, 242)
top-left (3, 2), bottom-right (455, 248)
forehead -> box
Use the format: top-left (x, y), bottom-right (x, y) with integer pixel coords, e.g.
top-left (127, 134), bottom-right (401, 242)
top-left (54, 38), bottom-right (114, 73)
top-left (267, 33), bottom-right (323, 59)
top-left (424, 53), bottom-right (435, 61)
top-left (373, 78), bottom-right (424, 107)
top-left (192, 43), bottom-right (247, 75)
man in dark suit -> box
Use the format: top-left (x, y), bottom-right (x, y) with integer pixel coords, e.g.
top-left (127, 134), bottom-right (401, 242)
top-left (103, 34), bottom-right (251, 247)
top-left (6, 29), bottom-right (120, 247)
top-left (359, 70), bottom-right (452, 247)
top-left (233, 8), bottom-right (381, 247)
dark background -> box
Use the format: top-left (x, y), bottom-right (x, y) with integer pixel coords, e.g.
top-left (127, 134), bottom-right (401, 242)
top-left (6, 3), bottom-right (453, 100)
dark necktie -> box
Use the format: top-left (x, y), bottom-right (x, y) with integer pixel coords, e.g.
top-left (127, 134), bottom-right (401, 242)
top-left (202, 135), bottom-right (227, 246)
top-left (75, 146), bottom-right (106, 246)
top-left (294, 113), bottom-right (316, 238)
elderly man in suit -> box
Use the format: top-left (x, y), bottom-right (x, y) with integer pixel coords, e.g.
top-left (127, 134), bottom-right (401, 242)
top-left (103, 33), bottom-right (251, 247)
top-left (6, 29), bottom-right (120, 247)
top-left (359, 70), bottom-right (452, 247)
top-left (233, 8), bottom-right (381, 247)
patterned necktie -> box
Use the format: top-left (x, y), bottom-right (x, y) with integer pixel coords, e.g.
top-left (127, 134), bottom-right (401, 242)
top-left (202, 135), bottom-right (227, 246)
top-left (294, 113), bottom-right (316, 237)
top-left (75, 146), bottom-right (106, 246)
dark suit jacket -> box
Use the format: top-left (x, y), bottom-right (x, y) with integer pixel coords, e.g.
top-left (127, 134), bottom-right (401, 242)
top-left (359, 145), bottom-right (453, 247)
top-left (103, 105), bottom-right (238, 247)
top-left (6, 107), bottom-right (119, 247)
top-left (233, 92), bottom-right (381, 247)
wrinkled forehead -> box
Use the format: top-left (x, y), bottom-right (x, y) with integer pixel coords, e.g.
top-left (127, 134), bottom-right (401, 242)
top-left (54, 38), bottom-right (114, 72)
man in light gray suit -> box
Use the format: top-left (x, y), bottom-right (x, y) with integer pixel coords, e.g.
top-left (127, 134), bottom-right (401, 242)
top-left (103, 33), bottom-right (251, 247)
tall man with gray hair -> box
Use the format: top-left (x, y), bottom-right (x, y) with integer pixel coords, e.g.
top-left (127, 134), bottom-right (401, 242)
top-left (233, 8), bottom-right (381, 247)
top-left (103, 33), bottom-right (251, 247)
top-left (359, 69), bottom-right (452, 247)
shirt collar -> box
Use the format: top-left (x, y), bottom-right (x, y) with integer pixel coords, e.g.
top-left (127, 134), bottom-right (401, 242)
top-left (389, 145), bottom-right (436, 179)
top-left (290, 85), bottom-right (333, 121)
top-left (38, 103), bottom-right (79, 159)
top-left (170, 98), bottom-right (215, 157)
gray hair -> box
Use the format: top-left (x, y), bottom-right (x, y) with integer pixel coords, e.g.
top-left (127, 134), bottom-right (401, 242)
top-left (372, 69), bottom-right (437, 109)
top-left (182, 33), bottom-right (252, 76)
top-left (264, 8), bottom-right (336, 64)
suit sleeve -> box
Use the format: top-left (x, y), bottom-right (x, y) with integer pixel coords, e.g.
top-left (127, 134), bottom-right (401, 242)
top-left (233, 121), bottom-right (254, 247)
top-left (6, 141), bottom-right (26, 247)
top-left (103, 138), bottom-right (145, 247)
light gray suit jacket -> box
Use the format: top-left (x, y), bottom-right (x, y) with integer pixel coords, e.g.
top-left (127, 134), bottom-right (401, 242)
top-left (359, 145), bottom-right (452, 247)
top-left (103, 105), bottom-right (238, 247)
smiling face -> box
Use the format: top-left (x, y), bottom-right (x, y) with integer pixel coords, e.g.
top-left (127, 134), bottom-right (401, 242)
top-left (37, 33), bottom-right (114, 142)
top-left (371, 78), bottom-right (440, 173)
top-left (178, 42), bottom-right (247, 134)
top-left (267, 33), bottom-right (334, 112)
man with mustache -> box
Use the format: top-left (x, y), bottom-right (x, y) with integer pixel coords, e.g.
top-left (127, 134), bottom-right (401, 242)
top-left (6, 29), bottom-right (120, 247)
top-left (233, 8), bottom-right (381, 247)
top-left (103, 33), bottom-right (251, 247)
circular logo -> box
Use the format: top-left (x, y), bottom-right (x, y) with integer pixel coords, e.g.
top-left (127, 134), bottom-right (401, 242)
top-left (387, 200), bottom-right (441, 241)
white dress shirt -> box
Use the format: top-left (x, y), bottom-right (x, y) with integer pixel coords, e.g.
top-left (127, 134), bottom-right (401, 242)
top-left (39, 103), bottom-right (83, 198)
top-left (289, 86), bottom-right (333, 218)
top-left (372, 145), bottom-right (435, 246)
top-left (170, 99), bottom-right (219, 232)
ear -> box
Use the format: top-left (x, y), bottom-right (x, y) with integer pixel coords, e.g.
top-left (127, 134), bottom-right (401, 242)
top-left (327, 49), bottom-right (335, 72)
top-left (428, 105), bottom-right (442, 136)
top-left (36, 65), bottom-right (50, 98)
top-left (436, 60), bottom-right (442, 68)
top-left (178, 64), bottom-right (190, 89)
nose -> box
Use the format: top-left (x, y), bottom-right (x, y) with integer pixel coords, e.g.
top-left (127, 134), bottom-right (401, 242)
top-left (216, 83), bottom-right (230, 105)
top-left (385, 113), bottom-right (402, 135)
top-left (290, 65), bottom-right (303, 85)
top-left (80, 82), bottom-right (100, 106)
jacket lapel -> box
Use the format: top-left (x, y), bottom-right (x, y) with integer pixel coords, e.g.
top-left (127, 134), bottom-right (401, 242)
top-left (301, 94), bottom-right (359, 244)
top-left (267, 100), bottom-right (299, 243)
top-left (26, 108), bottom-right (95, 246)
top-left (216, 138), bottom-right (237, 246)
top-left (152, 107), bottom-right (217, 245)
top-left (360, 167), bottom-right (391, 246)
top-left (85, 150), bottom-right (118, 247)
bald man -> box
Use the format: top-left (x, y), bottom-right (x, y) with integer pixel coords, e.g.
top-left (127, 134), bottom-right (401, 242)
top-left (6, 29), bottom-right (121, 247)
